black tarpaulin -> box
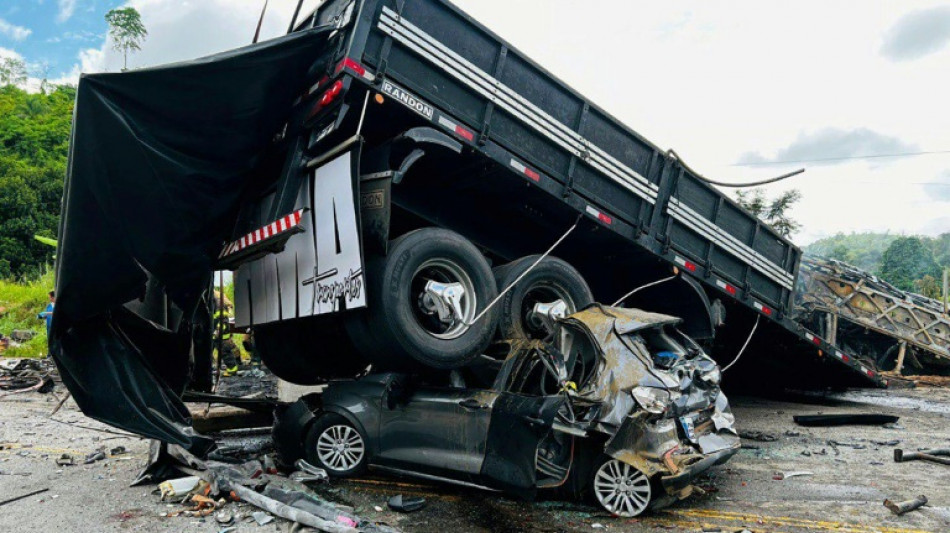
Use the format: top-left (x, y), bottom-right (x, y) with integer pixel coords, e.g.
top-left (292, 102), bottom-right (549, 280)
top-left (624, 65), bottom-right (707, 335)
top-left (51, 27), bottom-right (333, 450)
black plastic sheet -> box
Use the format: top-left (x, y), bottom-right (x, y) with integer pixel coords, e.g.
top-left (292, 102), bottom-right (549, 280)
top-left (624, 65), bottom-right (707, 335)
top-left (51, 27), bottom-right (333, 450)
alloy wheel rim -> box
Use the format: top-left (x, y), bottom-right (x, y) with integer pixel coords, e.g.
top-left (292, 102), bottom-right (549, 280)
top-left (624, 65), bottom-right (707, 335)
top-left (593, 459), bottom-right (651, 517)
top-left (316, 424), bottom-right (365, 472)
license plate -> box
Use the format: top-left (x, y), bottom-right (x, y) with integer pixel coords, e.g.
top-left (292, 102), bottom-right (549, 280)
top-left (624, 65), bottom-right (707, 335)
top-left (679, 415), bottom-right (697, 442)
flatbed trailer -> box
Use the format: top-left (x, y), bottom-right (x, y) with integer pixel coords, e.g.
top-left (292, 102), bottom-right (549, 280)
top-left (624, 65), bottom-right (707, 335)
top-left (224, 0), bottom-right (884, 388)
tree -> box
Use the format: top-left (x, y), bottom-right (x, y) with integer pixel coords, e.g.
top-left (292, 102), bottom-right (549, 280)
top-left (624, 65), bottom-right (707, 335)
top-left (0, 57), bottom-right (27, 87)
top-left (879, 236), bottom-right (940, 292)
top-left (105, 7), bottom-right (148, 71)
top-left (734, 188), bottom-right (802, 237)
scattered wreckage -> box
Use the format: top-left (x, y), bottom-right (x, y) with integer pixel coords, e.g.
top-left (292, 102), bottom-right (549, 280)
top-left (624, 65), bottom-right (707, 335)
top-left (797, 257), bottom-right (950, 377)
top-left (275, 306), bottom-right (739, 517)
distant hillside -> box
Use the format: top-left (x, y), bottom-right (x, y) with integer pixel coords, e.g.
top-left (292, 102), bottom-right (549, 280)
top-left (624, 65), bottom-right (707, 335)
top-left (806, 232), bottom-right (950, 288)
top-left (804, 233), bottom-right (900, 273)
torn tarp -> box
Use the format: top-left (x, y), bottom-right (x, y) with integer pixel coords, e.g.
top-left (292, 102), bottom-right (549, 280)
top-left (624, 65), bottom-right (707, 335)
top-left (51, 26), bottom-right (334, 451)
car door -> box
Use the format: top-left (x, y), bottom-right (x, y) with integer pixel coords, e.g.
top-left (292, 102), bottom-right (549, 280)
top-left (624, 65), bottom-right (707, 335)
top-left (375, 384), bottom-right (495, 481)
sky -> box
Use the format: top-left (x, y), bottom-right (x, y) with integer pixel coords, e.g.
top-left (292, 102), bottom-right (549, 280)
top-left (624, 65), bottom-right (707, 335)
top-left (1, 0), bottom-right (949, 245)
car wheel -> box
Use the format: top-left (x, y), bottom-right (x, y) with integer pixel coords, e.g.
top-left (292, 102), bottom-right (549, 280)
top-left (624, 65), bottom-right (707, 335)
top-left (304, 413), bottom-right (368, 477)
top-left (256, 317), bottom-right (370, 385)
top-left (348, 228), bottom-right (499, 370)
top-left (493, 255), bottom-right (593, 339)
top-left (590, 457), bottom-right (652, 517)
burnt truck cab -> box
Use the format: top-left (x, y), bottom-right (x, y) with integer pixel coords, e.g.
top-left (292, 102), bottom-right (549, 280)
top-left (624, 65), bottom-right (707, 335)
top-left (275, 305), bottom-right (739, 517)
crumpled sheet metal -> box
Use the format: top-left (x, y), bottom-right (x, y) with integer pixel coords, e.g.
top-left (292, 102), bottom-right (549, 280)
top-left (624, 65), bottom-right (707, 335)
top-left (560, 306), bottom-right (739, 500)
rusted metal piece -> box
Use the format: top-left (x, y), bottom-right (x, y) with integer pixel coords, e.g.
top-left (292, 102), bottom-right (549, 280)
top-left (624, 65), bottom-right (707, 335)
top-left (894, 448), bottom-right (950, 465)
top-left (797, 257), bottom-right (950, 376)
top-left (884, 495), bottom-right (927, 515)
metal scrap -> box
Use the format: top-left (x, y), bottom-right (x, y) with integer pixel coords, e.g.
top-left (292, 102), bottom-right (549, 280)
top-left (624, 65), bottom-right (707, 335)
top-left (884, 495), bottom-right (927, 515)
top-left (894, 448), bottom-right (950, 466)
top-left (794, 414), bottom-right (899, 427)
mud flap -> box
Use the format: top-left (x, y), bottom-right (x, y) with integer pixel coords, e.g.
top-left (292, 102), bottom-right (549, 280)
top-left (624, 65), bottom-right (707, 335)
top-left (235, 145), bottom-right (368, 327)
top-left (479, 394), bottom-right (566, 498)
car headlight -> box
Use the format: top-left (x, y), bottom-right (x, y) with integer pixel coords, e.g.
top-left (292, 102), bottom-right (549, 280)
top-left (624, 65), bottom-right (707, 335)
top-left (631, 386), bottom-right (673, 415)
top-left (700, 367), bottom-right (721, 386)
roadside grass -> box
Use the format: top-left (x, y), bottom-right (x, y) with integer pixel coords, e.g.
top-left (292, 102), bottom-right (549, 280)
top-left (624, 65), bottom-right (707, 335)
top-left (0, 270), bottom-right (54, 358)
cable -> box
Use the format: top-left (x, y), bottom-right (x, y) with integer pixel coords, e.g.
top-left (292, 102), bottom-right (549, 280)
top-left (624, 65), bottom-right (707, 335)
top-left (612, 275), bottom-right (679, 307)
top-left (668, 149), bottom-right (805, 188)
top-left (464, 215), bottom-right (581, 327)
top-left (732, 149), bottom-right (950, 167)
top-left (721, 315), bottom-right (760, 373)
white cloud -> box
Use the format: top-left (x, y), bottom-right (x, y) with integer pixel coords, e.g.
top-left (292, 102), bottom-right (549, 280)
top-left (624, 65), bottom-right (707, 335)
top-left (57, 0), bottom-right (78, 23)
top-left (0, 18), bottom-right (32, 41)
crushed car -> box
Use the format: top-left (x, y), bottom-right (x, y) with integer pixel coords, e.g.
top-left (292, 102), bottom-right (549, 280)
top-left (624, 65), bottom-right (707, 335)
top-left (275, 305), bottom-right (739, 517)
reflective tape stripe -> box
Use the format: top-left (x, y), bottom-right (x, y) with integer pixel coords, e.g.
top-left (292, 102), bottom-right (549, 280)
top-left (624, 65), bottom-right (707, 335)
top-left (668, 199), bottom-right (794, 290)
top-left (220, 209), bottom-right (306, 258)
top-left (378, 8), bottom-right (659, 204)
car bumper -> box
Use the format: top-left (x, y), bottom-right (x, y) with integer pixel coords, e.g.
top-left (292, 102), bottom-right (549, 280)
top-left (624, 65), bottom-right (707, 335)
top-left (659, 445), bottom-right (740, 494)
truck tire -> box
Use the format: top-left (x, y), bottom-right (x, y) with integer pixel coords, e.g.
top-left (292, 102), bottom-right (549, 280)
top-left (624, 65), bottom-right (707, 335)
top-left (349, 228), bottom-right (499, 370)
top-left (256, 316), bottom-right (370, 385)
top-left (493, 255), bottom-right (593, 340)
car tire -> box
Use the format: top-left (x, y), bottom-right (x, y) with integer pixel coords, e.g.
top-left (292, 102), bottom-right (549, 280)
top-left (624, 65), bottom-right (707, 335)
top-left (256, 317), bottom-right (370, 385)
top-left (589, 456), bottom-right (652, 517)
top-left (350, 228), bottom-right (499, 370)
top-left (493, 255), bottom-right (593, 340)
top-left (304, 413), bottom-right (368, 478)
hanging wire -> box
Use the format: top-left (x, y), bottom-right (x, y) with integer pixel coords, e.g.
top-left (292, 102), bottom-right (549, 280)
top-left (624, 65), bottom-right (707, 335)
top-left (721, 315), bottom-right (761, 373)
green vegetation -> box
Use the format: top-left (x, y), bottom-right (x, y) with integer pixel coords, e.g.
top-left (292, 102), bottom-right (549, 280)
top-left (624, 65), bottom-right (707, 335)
top-left (734, 188), bottom-right (802, 238)
top-left (805, 232), bottom-right (900, 272)
top-left (0, 270), bottom-right (54, 358)
top-left (0, 84), bottom-right (74, 279)
top-left (105, 7), bottom-right (148, 71)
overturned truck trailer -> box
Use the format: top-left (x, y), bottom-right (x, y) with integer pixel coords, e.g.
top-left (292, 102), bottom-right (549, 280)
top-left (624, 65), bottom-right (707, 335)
top-left (797, 257), bottom-right (950, 376)
top-left (53, 0), bottom-right (884, 449)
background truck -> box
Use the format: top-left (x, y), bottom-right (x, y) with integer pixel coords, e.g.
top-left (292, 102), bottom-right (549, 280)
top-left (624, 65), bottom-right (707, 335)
top-left (222, 0), bottom-right (884, 389)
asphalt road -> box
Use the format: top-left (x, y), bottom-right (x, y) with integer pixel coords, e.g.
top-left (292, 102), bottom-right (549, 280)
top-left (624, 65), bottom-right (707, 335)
top-left (1, 383), bottom-right (949, 532)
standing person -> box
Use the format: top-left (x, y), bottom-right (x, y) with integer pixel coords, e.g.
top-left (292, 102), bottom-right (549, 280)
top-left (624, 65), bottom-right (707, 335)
top-left (243, 330), bottom-right (261, 368)
top-left (212, 291), bottom-right (240, 377)
top-left (37, 291), bottom-right (55, 336)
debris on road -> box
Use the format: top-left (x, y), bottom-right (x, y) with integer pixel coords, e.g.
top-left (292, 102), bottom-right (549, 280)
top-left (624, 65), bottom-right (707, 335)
top-left (159, 476), bottom-right (201, 500)
top-left (894, 448), bottom-right (950, 466)
top-left (794, 414), bottom-right (900, 427)
top-left (387, 495), bottom-right (425, 513)
top-left (83, 448), bottom-right (106, 464)
top-left (0, 358), bottom-right (56, 395)
top-left (884, 495), bottom-right (928, 515)
top-left (0, 488), bottom-right (49, 508)
top-left (55, 453), bottom-right (75, 466)
top-left (251, 511), bottom-right (274, 526)
top-left (739, 430), bottom-right (777, 442)
top-left (774, 471), bottom-right (813, 480)
top-left (289, 459), bottom-right (329, 484)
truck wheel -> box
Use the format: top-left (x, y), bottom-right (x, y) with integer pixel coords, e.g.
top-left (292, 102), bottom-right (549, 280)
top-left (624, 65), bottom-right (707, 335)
top-left (256, 317), bottom-right (370, 385)
top-left (493, 255), bottom-right (593, 339)
top-left (304, 413), bottom-right (367, 477)
top-left (352, 228), bottom-right (499, 369)
top-left (590, 457), bottom-right (652, 517)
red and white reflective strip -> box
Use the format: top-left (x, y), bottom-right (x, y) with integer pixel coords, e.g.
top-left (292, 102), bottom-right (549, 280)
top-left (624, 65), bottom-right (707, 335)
top-left (673, 255), bottom-right (697, 273)
top-left (220, 209), bottom-right (304, 258)
top-left (585, 205), bottom-right (613, 225)
top-left (805, 332), bottom-right (822, 346)
top-left (835, 350), bottom-right (851, 363)
top-left (510, 159), bottom-right (540, 182)
top-left (715, 279), bottom-right (737, 296)
top-left (752, 301), bottom-right (773, 316)
top-left (437, 116), bottom-right (474, 142)
top-left (860, 365), bottom-right (874, 378)
top-left (335, 58), bottom-right (375, 82)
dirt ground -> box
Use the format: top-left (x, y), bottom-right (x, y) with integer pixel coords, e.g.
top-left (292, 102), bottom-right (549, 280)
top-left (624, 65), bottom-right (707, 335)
top-left (1, 383), bottom-right (949, 533)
